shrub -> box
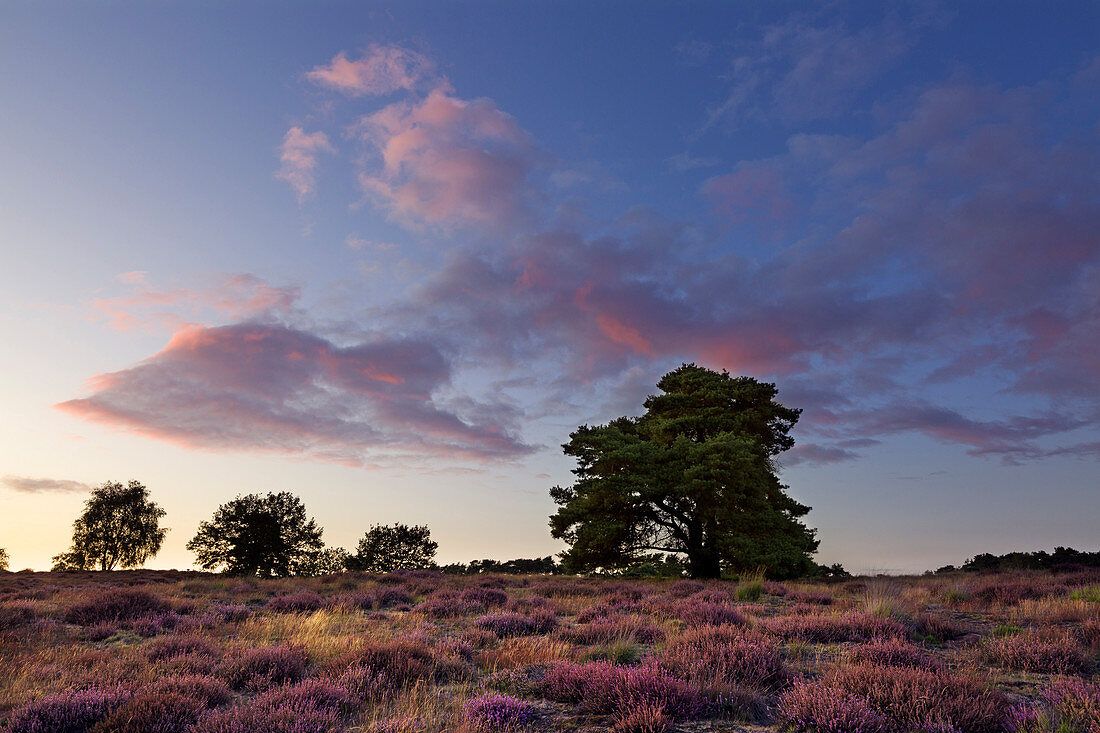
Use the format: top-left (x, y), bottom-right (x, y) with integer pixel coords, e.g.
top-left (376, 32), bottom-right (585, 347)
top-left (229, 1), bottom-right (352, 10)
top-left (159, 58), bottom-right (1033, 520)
top-left (674, 601), bottom-right (746, 626)
top-left (0, 601), bottom-right (38, 629)
top-left (559, 616), bottom-right (665, 645)
top-left (417, 590), bottom-right (484, 618)
top-left (777, 681), bottom-right (892, 733)
top-left (143, 675), bottom-right (232, 708)
top-left (911, 612), bottom-right (976, 643)
top-left (476, 611), bottom-right (558, 637)
top-left (541, 661), bottom-right (710, 720)
top-left (462, 587), bottom-right (510, 607)
top-left (376, 586), bottom-right (413, 608)
top-left (90, 692), bottom-right (203, 733)
top-left (462, 693), bottom-right (537, 731)
top-left (265, 590), bottom-right (325, 613)
top-left (845, 639), bottom-right (943, 669)
top-left (660, 626), bottom-right (787, 690)
top-left (254, 679), bottom-right (350, 714)
top-left (145, 635), bottom-right (221, 663)
top-left (668, 580), bottom-right (705, 598)
top-left (762, 612), bottom-right (908, 643)
top-left (340, 640), bottom-right (456, 686)
top-left (217, 645), bottom-right (307, 692)
top-left (983, 634), bottom-right (1094, 676)
top-left (8, 686), bottom-right (131, 733)
top-left (826, 663), bottom-right (1009, 733)
top-left (611, 701), bottom-right (672, 733)
top-left (65, 589), bottom-right (170, 626)
top-left (191, 702), bottom-right (338, 733)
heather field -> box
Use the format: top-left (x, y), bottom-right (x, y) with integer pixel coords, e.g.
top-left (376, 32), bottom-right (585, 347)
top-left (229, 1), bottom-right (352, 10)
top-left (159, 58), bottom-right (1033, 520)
top-left (1, 570), bottom-right (1098, 733)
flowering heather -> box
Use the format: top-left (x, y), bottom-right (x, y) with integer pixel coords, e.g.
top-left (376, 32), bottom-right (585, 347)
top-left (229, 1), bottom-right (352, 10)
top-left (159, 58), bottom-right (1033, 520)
top-left (7, 686), bottom-right (131, 733)
top-left (911, 611), bottom-right (977, 643)
top-left (762, 611), bottom-right (909, 643)
top-left (216, 645), bottom-right (308, 692)
top-left (673, 600), bottom-right (747, 626)
top-left (341, 639), bottom-right (456, 686)
top-left (559, 615), bottom-right (665, 645)
top-left (143, 675), bottom-right (233, 708)
top-left (825, 663), bottom-right (1010, 733)
top-left (416, 589), bottom-right (485, 618)
top-left (971, 578), bottom-right (1060, 605)
top-left (90, 691), bottom-right (204, 733)
top-left (845, 638), bottom-right (943, 669)
top-left (668, 580), bottom-right (706, 598)
top-left (265, 589), bottom-right (326, 613)
top-left (475, 610), bottom-right (558, 637)
top-left (462, 587), bottom-right (510, 607)
top-left (461, 693), bottom-right (537, 731)
top-left (507, 595), bottom-right (551, 613)
top-left (777, 681), bottom-right (892, 733)
top-left (253, 679), bottom-right (350, 715)
top-left (64, 588), bottom-right (170, 626)
top-left (983, 634), bottom-right (1094, 676)
top-left (0, 600), bottom-right (38, 629)
top-left (541, 661), bottom-right (710, 720)
top-left (611, 701), bottom-right (672, 733)
top-left (375, 586), bottom-right (413, 607)
top-left (660, 625), bottom-right (787, 690)
top-left (145, 635), bottom-right (221, 663)
top-left (190, 701), bottom-right (339, 733)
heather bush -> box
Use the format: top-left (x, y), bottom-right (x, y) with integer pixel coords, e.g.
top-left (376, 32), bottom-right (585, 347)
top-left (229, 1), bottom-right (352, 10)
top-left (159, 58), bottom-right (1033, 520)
top-left (190, 701), bottom-right (339, 733)
top-left (375, 586), bottom-right (413, 607)
top-left (337, 590), bottom-right (377, 610)
top-left (777, 681), bottom-right (892, 733)
top-left (911, 612), bottom-right (977, 643)
top-left (763, 612), bottom-right (908, 643)
top-left (825, 663), bottom-right (1010, 733)
top-left (131, 611), bottom-right (184, 636)
top-left (143, 675), bottom-right (233, 707)
top-left (8, 686), bottom-right (131, 733)
top-left (462, 693), bottom-right (538, 731)
top-left (145, 635), bottom-right (221, 663)
top-left (462, 587), bottom-right (510, 607)
top-left (507, 595), bottom-right (551, 613)
top-left (65, 588), bottom-right (170, 625)
top-left (668, 580), bottom-right (705, 598)
top-left (559, 616), bottom-right (665, 645)
top-left (254, 679), bottom-right (350, 714)
top-left (541, 661), bottom-right (710, 720)
top-left (674, 600), bottom-right (747, 626)
top-left (90, 691), bottom-right (204, 733)
top-left (611, 701), bottom-right (672, 733)
top-left (845, 638), bottom-right (943, 669)
top-left (660, 625), bottom-right (788, 690)
top-left (476, 610), bottom-right (558, 637)
top-left (584, 640), bottom-right (645, 665)
top-left (265, 590), bottom-right (325, 613)
top-left (216, 645), bottom-right (308, 692)
top-left (0, 600), bottom-right (38, 629)
top-left (971, 578), bottom-right (1057, 605)
top-left (982, 634), bottom-right (1094, 676)
top-left (1014, 676), bottom-right (1100, 733)
top-left (417, 589), bottom-right (485, 618)
top-left (341, 639), bottom-right (456, 686)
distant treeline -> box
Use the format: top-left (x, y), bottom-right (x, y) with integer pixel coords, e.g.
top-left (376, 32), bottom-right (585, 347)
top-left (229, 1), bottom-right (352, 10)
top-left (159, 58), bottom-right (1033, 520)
top-left (934, 547), bottom-right (1100, 574)
top-left (439, 557), bottom-right (563, 575)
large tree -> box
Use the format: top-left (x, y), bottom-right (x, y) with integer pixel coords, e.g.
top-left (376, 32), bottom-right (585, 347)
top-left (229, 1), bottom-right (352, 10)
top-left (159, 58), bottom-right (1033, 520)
top-left (345, 523), bottom-right (438, 573)
top-left (549, 364), bottom-right (818, 579)
top-left (52, 480), bottom-right (167, 571)
top-left (187, 492), bottom-right (325, 577)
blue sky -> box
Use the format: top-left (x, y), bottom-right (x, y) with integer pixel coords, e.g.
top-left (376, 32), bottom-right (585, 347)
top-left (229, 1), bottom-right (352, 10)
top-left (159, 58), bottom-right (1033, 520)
top-left (1, 1), bottom-right (1097, 573)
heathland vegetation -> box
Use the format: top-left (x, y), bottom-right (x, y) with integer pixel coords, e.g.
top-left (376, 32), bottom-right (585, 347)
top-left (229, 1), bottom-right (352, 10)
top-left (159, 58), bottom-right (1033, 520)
top-left (0, 364), bottom-right (1096, 730)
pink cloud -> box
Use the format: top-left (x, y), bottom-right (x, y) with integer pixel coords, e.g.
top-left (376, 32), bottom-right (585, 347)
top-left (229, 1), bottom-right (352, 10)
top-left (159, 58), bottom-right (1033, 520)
top-left (276, 127), bottom-right (335, 202)
top-left (92, 273), bottom-right (299, 332)
top-left (58, 323), bottom-right (531, 464)
top-left (306, 45), bottom-right (433, 97)
top-left (2, 475), bottom-right (91, 494)
top-left (355, 86), bottom-right (538, 230)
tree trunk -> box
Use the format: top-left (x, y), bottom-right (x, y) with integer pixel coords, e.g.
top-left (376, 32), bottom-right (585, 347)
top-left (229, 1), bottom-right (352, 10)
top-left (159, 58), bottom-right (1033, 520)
top-left (688, 550), bottom-right (721, 579)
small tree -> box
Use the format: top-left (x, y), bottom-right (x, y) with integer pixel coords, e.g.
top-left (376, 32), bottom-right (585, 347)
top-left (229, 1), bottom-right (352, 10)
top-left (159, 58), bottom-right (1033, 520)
top-left (187, 492), bottom-right (325, 577)
top-left (296, 546), bottom-right (349, 577)
top-left (346, 524), bottom-right (437, 573)
top-left (0, 547), bottom-right (9, 571)
top-left (51, 480), bottom-right (167, 571)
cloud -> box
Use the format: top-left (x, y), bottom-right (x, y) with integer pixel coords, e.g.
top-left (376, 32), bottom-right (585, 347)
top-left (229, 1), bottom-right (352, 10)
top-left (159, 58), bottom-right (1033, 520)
top-left (276, 127), bottom-right (335, 202)
top-left (2, 475), bottom-right (91, 494)
top-left (58, 323), bottom-right (532, 464)
top-left (92, 273), bottom-right (299, 332)
top-left (306, 45), bottom-right (434, 97)
top-left (703, 166), bottom-right (792, 223)
top-left (354, 86), bottom-right (539, 230)
top-left (782, 443), bottom-right (860, 466)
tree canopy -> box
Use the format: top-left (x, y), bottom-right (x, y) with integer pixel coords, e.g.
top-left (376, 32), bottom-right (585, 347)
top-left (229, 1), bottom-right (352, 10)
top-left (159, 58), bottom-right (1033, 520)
top-left (549, 364), bottom-right (818, 579)
top-left (51, 480), bottom-right (167, 571)
top-left (0, 547), bottom-right (8, 572)
top-left (345, 523), bottom-right (438, 573)
top-left (186, 492), bottom-right (325, 577)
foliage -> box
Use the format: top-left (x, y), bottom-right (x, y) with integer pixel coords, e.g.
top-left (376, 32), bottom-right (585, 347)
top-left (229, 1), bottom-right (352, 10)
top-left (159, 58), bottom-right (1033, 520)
top-left (295, 547), bottom-right (349, 577)
top-left (186, 492), bottom-right (325, 577)
top-left (0, 546), bottom-right (8, 571)
top-left (549, 364), bottom-right (817, 579)
top-left (51, 480), bottom-right (167, 571)
top-left (345, 523), bottom-right (437, 573)
top-left (961, 546), bottom-right (1100, 572)
top-left (441, 556), bottom-right (561, 575)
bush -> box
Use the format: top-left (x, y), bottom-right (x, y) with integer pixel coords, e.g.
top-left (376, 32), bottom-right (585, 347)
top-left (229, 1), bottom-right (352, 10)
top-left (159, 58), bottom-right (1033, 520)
top-left (674, 600), bottom-right (746, 626)
top-left (475, 611), bottom-right (558, 637)
top-left (659, 625), bottom-right (787, 690)
top-left (217, 646), bottom-right (307, 692)
top-left (145, 636), bottom-right (221, 663)
top-left (461, 693), bottom-right (537, 731)
top-left (143, 676), bottom-right (232, 708)
top-left (763, 612), bottom-right (908, 643)
top-left (265, 590), bottom-right (325, 613)
top-left (845, 639), bottom-right (943, 670)
top-left (611, 701), bottom-right (672, 733)
top-left (65, 589), bottom-right (170, 626)
top-left (541, 661), bottom-right (710, 720)
top-left (559, 616), bottom-right (665, 645)
top-left (777, 681), bottom-right (891, 733)
top-left (8, 686), bottom-right (131, 733)
top-left (983, 634), bottom-right (1094, 676)
top-left (90, 692), bottom-right (203, 733)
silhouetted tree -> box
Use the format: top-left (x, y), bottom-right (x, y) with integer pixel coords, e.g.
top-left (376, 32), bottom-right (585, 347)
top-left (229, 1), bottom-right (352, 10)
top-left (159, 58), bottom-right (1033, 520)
top-left (550, 364), bottom-right (818, 579)
top-left (296, 546), bottom-right (350, 576)
top-left (345, 524), bottom-right (437, 572)
top-left (187, 492), bottom-right (325, 577)
top-left (0, 547), bottom-right (8, 571)
top-left (51, 480), bottom-right (167, 571)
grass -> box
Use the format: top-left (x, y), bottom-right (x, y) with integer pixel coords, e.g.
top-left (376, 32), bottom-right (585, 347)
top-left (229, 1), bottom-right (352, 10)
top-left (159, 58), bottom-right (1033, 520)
top-left (0, 567), bottom-right (1097, 731)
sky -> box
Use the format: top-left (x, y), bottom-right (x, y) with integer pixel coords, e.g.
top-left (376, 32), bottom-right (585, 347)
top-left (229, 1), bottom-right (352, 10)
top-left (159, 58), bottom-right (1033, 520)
top-left (1, 1), bottom-right (1097, 574)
